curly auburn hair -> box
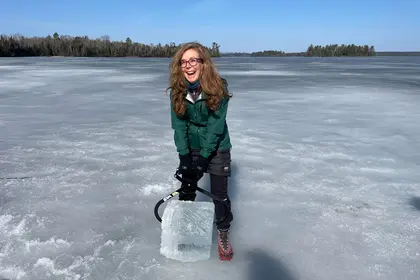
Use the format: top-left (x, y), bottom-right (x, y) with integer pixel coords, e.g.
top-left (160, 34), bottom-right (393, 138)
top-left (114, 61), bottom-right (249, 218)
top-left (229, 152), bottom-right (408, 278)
top-left (166, 42), bottom-right (231, 116)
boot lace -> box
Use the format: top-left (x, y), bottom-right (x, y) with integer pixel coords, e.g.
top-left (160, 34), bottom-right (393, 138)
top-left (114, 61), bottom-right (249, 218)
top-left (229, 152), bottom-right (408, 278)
top-left (218, 229), bottom-right (229, 251)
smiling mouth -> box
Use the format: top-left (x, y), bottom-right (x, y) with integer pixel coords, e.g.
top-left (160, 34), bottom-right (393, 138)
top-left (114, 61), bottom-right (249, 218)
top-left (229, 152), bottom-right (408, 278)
top-left (186, 71), bottom-right (196, 76)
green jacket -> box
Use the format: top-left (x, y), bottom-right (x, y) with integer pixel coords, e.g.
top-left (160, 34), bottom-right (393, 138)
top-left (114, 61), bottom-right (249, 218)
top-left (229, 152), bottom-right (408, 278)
top-left (170, 89), bottom-right (232, 159)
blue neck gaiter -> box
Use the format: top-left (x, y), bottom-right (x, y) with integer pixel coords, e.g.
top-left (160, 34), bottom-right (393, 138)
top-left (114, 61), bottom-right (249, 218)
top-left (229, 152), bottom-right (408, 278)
top-left (186, 79), bottom-right (201, 101)
top-left (186, 79), bottom-right (200, 91)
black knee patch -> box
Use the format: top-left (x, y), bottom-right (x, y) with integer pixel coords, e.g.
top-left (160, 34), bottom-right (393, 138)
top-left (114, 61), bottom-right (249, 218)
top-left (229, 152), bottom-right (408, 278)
top-left (191, 149), bottom-right (231, 177)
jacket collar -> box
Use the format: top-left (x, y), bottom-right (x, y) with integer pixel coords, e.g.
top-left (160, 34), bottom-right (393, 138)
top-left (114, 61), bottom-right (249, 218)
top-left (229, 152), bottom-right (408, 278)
top-left (185, 90), bottom-right (205, 104)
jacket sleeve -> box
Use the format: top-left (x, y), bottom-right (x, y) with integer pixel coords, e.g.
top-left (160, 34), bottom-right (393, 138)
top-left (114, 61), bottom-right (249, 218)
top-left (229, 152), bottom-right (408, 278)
top-left (169, 90), bottom-right (190, 155)
top-left (200, 96), bottom-right (229, 158)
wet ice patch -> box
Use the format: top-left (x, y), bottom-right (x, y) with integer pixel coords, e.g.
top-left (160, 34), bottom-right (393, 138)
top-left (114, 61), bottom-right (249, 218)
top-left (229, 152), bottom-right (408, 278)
top-left (20, 68), bottom-right (118, 77)
top-left (0, 80), bottom-right (48, 90)
top-left (104, 73), bottom-right (162, 83)
top-left (221, 70), bottom-right (306, 76)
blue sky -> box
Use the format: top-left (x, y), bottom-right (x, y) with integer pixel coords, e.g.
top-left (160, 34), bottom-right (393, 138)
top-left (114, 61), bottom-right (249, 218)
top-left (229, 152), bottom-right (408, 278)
top-left (2, 0), bottom-right (419, 52)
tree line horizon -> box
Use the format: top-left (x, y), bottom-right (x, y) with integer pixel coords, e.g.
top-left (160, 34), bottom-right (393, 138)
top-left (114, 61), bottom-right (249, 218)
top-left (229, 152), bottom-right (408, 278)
top-left (0, 32), bottom-right (413, 58)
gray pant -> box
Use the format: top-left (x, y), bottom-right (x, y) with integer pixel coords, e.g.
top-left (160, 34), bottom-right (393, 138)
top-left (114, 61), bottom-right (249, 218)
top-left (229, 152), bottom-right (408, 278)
top-left (179, 149), bottom-right (233, 229)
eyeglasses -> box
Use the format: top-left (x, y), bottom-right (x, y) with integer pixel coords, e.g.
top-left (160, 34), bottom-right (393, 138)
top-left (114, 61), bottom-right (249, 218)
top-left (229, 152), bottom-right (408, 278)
top-left (180, 58), bottom-right (203, 67)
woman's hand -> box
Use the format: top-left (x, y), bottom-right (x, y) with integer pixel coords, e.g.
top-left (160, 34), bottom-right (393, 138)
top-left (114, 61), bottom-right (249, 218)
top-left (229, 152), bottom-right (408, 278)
top-left (178, 153), bottom-right (193, 175)
top-left (194, 154), bottom-right (209, 176)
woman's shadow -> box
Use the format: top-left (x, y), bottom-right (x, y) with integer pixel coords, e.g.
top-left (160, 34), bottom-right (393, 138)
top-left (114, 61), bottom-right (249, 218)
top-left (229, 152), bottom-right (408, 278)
top-left (245, 248), bottom-right (298, 280)
top-left (409, 197), bottom-right (420, 211)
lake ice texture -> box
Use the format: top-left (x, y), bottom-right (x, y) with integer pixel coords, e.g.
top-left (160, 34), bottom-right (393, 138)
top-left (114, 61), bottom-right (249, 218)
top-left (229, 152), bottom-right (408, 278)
top-left (0, 56), bottom-right (419, 280)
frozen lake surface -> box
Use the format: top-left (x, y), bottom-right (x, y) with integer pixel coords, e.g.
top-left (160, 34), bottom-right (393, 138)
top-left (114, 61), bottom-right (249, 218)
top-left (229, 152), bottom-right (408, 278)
top-left (0, 56), bottom-right (419, 280)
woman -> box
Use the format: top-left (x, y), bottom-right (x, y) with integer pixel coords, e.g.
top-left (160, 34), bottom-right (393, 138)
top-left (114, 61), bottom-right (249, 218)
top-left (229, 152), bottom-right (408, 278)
top-left (167, 42), bottom-right (234, 261)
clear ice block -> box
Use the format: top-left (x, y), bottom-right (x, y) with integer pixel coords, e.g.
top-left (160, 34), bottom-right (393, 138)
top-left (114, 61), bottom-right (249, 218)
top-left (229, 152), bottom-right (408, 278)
top-left (160, 200), bottom-right (215, 262)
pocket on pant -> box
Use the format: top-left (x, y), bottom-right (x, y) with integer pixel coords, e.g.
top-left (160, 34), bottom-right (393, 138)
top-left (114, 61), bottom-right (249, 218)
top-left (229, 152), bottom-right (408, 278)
top-left (208, 150), bottom-right (231, 176)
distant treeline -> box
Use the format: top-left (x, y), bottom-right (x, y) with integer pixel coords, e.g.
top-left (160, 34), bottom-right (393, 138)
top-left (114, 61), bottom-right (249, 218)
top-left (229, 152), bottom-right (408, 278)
top-left (305, 44), bottom-right (376, 56)
top-left (223, 44), bottom-right (377, 57)
top-left (0, 33), bottom-right (221, 57)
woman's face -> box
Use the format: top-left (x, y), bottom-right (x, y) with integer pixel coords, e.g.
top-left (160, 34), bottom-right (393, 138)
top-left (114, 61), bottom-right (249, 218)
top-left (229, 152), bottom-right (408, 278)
top-left (181, 48), bottom-right (202, 83)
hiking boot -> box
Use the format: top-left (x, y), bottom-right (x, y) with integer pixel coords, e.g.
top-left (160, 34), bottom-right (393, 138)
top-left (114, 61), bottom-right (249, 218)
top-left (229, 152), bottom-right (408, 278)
top-left (217, 229), bottom-right (233, 261)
